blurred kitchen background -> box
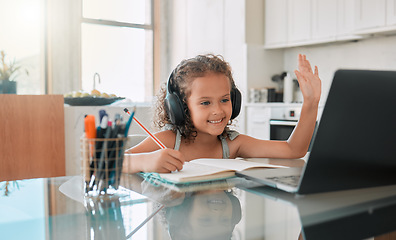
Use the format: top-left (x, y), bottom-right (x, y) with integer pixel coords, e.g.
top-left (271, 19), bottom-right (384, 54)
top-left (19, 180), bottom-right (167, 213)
top-left (2, 2), bottom-right (396, 239)
top-left (1, 0), bottom-right (396, 135)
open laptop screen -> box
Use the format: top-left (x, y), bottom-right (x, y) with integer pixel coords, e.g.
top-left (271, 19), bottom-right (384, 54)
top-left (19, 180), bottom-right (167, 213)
top-left (298, 69), bottom-right (396, 194)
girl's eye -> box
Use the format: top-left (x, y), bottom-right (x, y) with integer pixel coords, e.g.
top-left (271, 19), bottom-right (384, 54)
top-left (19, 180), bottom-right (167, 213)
top-left (221, 98), bottom-right (230, 103)
top-left (200, 101), bottom-right (210, 105)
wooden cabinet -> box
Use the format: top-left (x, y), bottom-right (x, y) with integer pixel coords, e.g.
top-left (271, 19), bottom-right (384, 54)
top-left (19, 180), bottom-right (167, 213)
top-left (0, 95), bottom-right (65, 181)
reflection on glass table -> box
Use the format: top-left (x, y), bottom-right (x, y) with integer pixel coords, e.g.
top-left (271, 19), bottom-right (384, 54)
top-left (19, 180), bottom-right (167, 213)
top-left (0, 176), bottom-right (162, 240)
top-left (2, 173), bottom-right (396, 240)
top-left (241, 184), bottom-right (396, 240)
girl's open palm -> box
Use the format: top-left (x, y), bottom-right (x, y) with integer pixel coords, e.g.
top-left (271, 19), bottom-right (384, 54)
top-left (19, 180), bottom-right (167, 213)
top-left (294, 54), bottom-right (321, 103)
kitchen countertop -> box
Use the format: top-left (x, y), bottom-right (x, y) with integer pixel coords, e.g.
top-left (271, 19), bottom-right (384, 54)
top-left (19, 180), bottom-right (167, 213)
top-left (245, 102), bottom-right (325, 108)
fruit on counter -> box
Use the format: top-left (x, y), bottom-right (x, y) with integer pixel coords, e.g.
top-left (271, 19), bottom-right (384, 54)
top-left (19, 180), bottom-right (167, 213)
top-left (63, 89), bottom-right (120, 98)
top-left (91, 89), bottom-right (101, 96)
top-left (64, 92), bottom-right (73, 97)
top-left (72, 91), bottom-right (81, 97)
top-left (100, 92), bottom-right (109, 98)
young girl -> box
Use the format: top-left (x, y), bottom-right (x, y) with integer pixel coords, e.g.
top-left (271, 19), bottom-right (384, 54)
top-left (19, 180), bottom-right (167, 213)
top-left (124, 54), bottom-right (321, 173)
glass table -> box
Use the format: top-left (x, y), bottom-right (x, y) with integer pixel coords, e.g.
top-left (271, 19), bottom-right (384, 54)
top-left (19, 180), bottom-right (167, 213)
top-left (1, 173), bottom-right (396, 240)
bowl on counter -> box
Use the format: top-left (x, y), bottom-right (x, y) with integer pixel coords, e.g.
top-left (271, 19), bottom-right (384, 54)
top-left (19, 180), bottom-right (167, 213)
top-left (64, 96), bottom-right (125, 106)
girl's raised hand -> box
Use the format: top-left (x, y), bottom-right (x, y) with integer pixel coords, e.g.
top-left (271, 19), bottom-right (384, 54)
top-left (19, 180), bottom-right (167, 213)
top-left (294, 54), bottom-right (321, 104)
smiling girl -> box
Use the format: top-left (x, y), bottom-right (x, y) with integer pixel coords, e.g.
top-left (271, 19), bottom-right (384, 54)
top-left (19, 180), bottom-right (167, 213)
top-left (123, 54), bottom-right (321, 173)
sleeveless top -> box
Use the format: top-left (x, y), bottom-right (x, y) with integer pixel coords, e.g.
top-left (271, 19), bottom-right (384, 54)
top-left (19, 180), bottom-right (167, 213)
top-left (173, 129), bottom-right (240, 159)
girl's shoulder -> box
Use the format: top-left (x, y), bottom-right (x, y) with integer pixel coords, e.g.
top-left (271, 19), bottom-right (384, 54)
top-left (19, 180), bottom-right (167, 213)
top-left (219, 129), bottom-right (240, 141)
top-left (155, 129), bottom-right (177, 149)
top-left (225, 131), bottom-right (259, 148)
top-left (225, 129), bottom-right (240, 140)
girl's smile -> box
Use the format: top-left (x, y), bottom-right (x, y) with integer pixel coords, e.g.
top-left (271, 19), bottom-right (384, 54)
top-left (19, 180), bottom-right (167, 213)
top-left (208, 118), bottom-right (225, 124)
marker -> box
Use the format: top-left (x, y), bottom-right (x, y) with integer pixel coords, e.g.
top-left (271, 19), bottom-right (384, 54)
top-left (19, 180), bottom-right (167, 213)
top-left (84, 115), bottom-right (97, 139)
top-left (84, 115), bottom-right (97, 156)
top-left (84, 115), bottom-right (96, 186)
top-left (123, 108), bottom-right (166, 149)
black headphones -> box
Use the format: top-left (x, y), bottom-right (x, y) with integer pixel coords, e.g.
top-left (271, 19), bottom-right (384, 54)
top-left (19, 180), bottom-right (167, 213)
top-left (164, 71), bottom-right (242, 126)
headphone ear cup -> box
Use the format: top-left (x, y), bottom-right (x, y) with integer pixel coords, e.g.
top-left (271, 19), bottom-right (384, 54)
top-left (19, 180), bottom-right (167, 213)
top-left (231, 88), bottom-right (242, 120)
top-left (165, 93), bottom-right (185, 126)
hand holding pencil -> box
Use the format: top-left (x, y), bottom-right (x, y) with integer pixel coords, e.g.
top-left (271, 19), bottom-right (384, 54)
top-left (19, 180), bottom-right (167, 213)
top-left (123, 108), bottom-right (185, 173)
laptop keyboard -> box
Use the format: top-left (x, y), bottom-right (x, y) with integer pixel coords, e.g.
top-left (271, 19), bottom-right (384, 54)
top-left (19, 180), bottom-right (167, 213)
top-left (267, 175), bottom-right (300, 187)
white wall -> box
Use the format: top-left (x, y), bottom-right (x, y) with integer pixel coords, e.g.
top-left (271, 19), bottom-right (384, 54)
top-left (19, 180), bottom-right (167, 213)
top-left (282, 35), bottom-right (396, 105)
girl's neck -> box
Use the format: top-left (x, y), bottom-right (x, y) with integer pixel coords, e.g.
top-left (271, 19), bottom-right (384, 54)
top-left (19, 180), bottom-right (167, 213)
top-left (192, 130), bottom-right (220, 144)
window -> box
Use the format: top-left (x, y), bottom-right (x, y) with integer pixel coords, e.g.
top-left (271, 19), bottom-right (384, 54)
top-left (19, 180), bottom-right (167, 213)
top-left (81, 0), bottom-right (154, 102)
top-left (0, 0), bottom-right (45, 94)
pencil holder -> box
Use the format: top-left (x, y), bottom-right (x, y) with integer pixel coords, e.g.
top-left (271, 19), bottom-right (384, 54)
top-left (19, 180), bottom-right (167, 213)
top-left (81, 137), bottom-right (127, 196)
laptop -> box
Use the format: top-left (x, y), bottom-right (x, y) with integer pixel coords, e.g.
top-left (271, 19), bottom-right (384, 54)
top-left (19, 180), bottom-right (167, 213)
top-left (236, 69), bottom-right (396, 194)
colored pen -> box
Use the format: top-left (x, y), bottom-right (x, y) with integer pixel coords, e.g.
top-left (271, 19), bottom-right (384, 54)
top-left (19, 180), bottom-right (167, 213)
top-left (96, 120), bottom-right (113, 191)
top-left (98, 109), bottom-right (107, 124)
top-left (123, 108), bottom-right (166, 149)
top-left (84, 115), bottom-right (97, 186)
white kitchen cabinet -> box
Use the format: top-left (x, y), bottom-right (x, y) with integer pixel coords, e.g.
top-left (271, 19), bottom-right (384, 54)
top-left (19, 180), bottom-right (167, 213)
top-left (355, 0), bottom-right (387, 30)
top-left (288, 0), bottom-right (311, 43)
top-left (264, 0), bottom-right (288, 48)
top-left (265, 0), bottom-right (361, 49)
top-left (246, 106), bottom-right (271, 140)
top-left (354, 0), bottom-right (396, 34)
top-left (264, 0), bottom-right (312, 47)
top-left (337, 0), bottom-right (359, 38)
top-left (386, 0), bottom-right (396, 25)
top-left (311, 0), bottom-right (337, 41)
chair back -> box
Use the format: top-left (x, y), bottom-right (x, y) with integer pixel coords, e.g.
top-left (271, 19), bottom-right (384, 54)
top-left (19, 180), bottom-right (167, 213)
top-left (0, 95), bottom-right (65, 181)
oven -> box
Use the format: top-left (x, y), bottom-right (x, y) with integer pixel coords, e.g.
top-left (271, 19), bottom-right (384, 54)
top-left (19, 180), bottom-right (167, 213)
top-left (269, 106), bottom-right (300, 141)
top-left (270, 119), bottom-right (298, 141)
top-left (270, 106), bottom-right (317, 151)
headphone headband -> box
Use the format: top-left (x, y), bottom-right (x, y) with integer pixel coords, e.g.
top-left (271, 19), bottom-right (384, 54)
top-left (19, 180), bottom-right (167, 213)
top-left (164, 70), bottom-right (242, 126)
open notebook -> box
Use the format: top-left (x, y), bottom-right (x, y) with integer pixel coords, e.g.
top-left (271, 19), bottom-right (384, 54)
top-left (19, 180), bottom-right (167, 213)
top-left (140, 158), bottom-right (287, 185)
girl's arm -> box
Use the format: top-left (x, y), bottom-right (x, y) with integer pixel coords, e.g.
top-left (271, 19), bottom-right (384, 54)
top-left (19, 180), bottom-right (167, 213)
top-left (235, 54), bottom-right (321, 159)
top-left (123, 130), bottom-right (185, 173)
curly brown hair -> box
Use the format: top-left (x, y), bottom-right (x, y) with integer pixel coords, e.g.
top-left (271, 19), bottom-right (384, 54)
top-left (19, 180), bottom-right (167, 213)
top-left (154, 54), bottom-right (237, 141)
